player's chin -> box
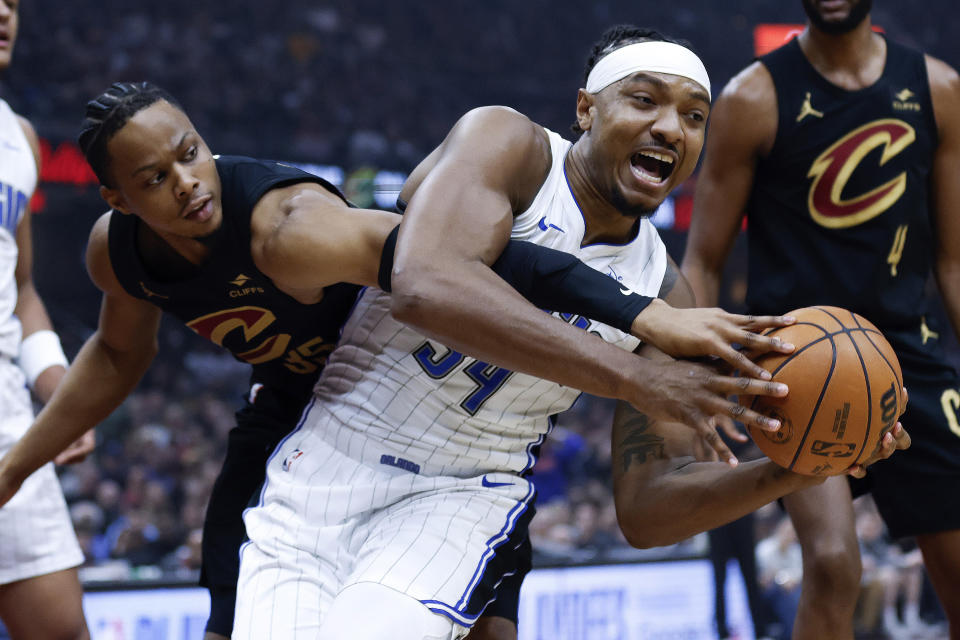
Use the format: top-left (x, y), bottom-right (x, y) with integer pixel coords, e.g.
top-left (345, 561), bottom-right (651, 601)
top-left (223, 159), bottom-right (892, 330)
top-left (617, 187), bottom-right (665, 219)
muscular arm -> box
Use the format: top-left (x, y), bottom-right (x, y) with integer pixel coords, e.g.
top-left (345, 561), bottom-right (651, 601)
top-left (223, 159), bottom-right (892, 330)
top-left (251, 182), bottom-right (400, 302)
top-left (682, 62), bottom-right (778, 307)
top-left (928, 56), bottom-right (960, 338)
top-left (612, 261), bottom-right (820, 547)
top-left (0, 214), bottom-right (160, 496)
top-left (390, 106), bottom-right (788, 440)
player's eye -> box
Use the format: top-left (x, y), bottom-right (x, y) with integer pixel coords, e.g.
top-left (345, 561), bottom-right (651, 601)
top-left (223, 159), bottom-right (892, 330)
top-left (184, 145), bottom-right (198, 161)
top-left (147, 172), bottom-right (165, 186)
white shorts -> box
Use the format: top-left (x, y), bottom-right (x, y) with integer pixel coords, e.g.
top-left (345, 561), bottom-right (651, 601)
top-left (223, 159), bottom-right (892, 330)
top-left (234, 404), bottom-right (534, 639)
top-left (0, 361), bottom-right (83, 584)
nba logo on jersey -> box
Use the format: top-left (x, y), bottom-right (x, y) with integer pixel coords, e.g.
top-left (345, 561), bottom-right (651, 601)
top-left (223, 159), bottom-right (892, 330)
top-left (0, 182), bottom-right (28, 235)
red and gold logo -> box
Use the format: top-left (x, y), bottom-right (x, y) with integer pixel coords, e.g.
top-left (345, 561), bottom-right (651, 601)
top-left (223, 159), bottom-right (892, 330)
top-left (806, 119), bottom-right (915, 228)
top-left (186, 306), bottom-right (334, 373)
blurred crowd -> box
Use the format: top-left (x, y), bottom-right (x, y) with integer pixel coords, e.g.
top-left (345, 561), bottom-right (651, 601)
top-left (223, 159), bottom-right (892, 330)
top-left (5, 1), bottom-right (956, 172)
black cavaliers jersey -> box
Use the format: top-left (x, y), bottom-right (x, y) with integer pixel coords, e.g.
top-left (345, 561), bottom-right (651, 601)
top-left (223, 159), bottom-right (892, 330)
top-left (108, 155), bottom-right (362, 396)
top-left (747, 37), bottom-right (938, 329)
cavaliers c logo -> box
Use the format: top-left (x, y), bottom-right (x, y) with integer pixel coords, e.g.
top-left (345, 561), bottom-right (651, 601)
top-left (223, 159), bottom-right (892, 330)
top-left (807, 119), bottom-right (915, 229)
top-left (187, 306), bottom-right (291, 364)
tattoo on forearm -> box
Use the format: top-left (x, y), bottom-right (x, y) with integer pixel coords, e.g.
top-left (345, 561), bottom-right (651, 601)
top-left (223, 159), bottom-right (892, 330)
top-left (619, 414), bottom-right (666, 471)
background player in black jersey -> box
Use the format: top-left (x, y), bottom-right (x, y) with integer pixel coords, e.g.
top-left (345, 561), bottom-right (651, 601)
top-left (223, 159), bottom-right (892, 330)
top-left (682, 1), bottom-right (960, 638)
top-left (0, 82), bottom-right (802, 639)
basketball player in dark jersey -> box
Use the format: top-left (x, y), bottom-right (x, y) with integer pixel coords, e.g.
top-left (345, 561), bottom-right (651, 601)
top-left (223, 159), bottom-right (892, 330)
top-left (0, 82), bottom-right (801, 638)
top-left (683, 1), bottom-right (960, 637)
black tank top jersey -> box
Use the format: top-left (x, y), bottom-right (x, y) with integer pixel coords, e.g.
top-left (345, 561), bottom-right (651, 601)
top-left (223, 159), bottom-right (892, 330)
top-left (747, 37), bottom-right (938, 329)
top-left (108, 155), bottom-right (362, 396)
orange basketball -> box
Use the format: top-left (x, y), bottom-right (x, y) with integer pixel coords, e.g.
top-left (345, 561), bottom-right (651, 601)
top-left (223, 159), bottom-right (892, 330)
top-left (742, 306), bottom-right (906, 476)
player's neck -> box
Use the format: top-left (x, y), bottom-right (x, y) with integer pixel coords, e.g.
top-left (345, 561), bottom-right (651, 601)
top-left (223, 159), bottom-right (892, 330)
top-left (137, 220), bottom-right (213, 278)
top-left (798, 22), bottom-right (886, 91)
top-left (564, 147), bottom-right (644, 246)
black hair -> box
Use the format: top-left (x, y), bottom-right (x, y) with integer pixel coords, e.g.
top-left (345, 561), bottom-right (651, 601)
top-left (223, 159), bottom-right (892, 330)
top-left (571, 25), bottom-right (694, 136)
top-left (78, 81), bottom-right (181, 187)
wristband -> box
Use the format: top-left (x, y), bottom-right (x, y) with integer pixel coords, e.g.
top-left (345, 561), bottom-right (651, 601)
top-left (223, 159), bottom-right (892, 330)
top-left (18, 330), bottom-right (68, 388)
top-left (491, 241), bottom-right (654, 333)
top-left (378, 225), bottom-right (400, 292)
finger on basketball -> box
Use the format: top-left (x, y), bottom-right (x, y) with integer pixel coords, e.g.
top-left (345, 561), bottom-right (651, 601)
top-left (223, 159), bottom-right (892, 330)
top-left (724, 376), bottom-right (789, 398)
top-left (718, 347), bottom-right (772, 380)
top-left (738, 314), bottom-right (796, 332)
top-left (701, 420), bottom-right (737, 465)
top-left (728, 400), bottom-right (782, 431)
top-left (716, 416), bottom-right (748, 442)
top-left (892, 422), bottom-right (911, 450)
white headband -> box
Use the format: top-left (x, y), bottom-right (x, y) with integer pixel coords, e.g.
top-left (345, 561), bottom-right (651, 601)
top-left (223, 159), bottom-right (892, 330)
top-left (585, 41), bottom-right (711, 99)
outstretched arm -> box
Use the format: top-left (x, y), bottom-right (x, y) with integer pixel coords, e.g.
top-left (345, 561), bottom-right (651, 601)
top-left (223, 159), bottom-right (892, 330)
top-left (0, 214), bottom-right (161, 504)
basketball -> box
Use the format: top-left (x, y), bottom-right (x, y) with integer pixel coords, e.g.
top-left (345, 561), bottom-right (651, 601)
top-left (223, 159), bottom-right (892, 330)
top-left (742, 306), bottom-right (907, 476)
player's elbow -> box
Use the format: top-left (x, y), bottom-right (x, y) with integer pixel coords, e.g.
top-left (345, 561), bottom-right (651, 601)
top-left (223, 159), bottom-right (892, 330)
top-left (614, 488), bottom-right (688, 549)
top-left (390, 265), bottom-right (443, 325)
top-left (617, 511), bottom-right (678, 549)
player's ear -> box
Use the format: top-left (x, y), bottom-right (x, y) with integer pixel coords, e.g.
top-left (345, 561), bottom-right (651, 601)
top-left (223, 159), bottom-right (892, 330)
top-left (99, 185), bottom-right (132, 215)
top-left (576, 89), bottom-right (596, 132)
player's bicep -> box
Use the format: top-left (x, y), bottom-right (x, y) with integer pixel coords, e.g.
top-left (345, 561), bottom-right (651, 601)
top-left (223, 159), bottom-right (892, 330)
top-left (13, 208), bottom-right (33, 290)
top-left (254, 184), bottom-right (400, 293)
top-left (85, 214), bottom-right (161, 356)
top-left (396, 107), bottom-right (549, 268)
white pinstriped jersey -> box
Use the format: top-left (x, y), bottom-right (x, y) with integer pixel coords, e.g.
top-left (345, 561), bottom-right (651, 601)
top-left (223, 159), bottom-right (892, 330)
top-left (0, 102), bottom-right (82, 584)
top-left (0, 99), bottom-right (36, 359)
top-left (309, 128), bottom-right (667, 477)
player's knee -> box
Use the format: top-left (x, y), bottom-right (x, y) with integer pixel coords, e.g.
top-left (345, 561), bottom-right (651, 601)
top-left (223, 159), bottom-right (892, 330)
top-left (320, 582), bottom-right (467, 640)
top-left (803, 541), bottom-right (862, 599)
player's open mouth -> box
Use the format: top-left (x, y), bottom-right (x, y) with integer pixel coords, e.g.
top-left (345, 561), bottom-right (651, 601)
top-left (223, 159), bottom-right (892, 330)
top-left (184, 196), bottom-right (213, 222)
top-left (630, 150), bottom-right (675, 185)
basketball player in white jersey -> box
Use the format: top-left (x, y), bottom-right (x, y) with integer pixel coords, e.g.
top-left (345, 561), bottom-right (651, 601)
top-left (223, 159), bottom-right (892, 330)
top-left (233, 25), bottom-right (905, 640)
top-left (0, 1), bottom-right (90, 638)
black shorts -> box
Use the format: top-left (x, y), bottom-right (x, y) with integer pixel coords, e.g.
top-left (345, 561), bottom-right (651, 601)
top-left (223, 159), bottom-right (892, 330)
top-left (849, 321), bottom-right (960, 539)
top-left (200, 384), bottom-right (309, 636)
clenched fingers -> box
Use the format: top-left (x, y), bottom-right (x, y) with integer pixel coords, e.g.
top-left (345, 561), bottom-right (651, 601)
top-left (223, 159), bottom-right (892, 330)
top-left (847, 422), bottom-right (910, 478)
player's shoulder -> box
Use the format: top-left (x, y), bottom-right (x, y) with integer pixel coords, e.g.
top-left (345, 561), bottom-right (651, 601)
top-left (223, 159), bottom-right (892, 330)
top-left (717, 61), bottom-right (777, 112)
top-left (708, 61), bottom-right (778, 151)
top-left (923, 54), bottom-right (960, 134)
top-left (925, 54), bottom-right (960, 99)
top-left (85, 211), bottom-right (126, 296)
top-left (453, 106), bottom-right (549, 156)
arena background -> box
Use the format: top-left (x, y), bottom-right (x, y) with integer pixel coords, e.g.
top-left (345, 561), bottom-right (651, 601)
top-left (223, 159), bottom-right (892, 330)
top-left (2, 1), bottom-right (958, 638)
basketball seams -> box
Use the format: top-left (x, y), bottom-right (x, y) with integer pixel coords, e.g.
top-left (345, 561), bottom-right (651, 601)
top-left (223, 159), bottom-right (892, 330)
top-left (787, 333), bottom-right (838, 471)
top-left (842, 330), bottom-right (875, 465)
